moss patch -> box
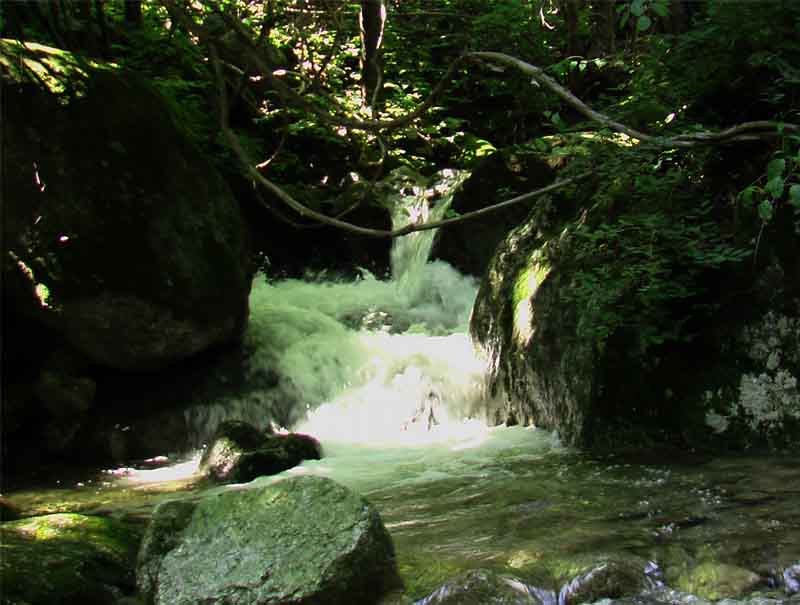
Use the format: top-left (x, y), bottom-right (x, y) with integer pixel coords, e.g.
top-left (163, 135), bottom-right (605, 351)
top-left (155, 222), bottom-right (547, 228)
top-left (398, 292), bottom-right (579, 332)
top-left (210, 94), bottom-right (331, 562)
top-left (1, 513), bottom-right (142, 604)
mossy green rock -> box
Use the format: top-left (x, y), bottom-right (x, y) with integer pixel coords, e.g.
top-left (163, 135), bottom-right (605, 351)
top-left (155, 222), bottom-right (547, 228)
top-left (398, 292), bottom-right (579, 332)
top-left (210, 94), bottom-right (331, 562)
top-left (2, 41), bottom-right (251, 371)
top-left (0, 513), bottom-right (141, 604)
top-left (676, 561), bottom-right (761, 599)
top-left (470, 218), bottom-right (595, 442)
top-left (137, 475), bottom-right (400, 605)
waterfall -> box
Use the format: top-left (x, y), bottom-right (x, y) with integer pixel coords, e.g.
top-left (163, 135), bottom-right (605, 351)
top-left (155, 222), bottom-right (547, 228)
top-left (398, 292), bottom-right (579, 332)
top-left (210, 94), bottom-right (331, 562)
top-left (185, 169), bottom-right (492, 447)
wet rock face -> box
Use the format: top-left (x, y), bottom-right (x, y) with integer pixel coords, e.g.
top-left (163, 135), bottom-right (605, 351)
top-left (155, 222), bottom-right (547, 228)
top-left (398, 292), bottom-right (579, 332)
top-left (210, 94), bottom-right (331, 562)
top-left (199, 420), bottom-right (322, 483)
top-left (415, 569), bottom-right (549, 605)
top-left (556, 556), bottom-right (659, 605)
top-left (3, 42), bottom-right (252, 372)
top-left (137, 476), bottom-right (400, 605)
top-left (1, 513), bottom-right (141, 605)
top-left (430, 147), bottom-right (557, 278)
top-left (675, 561), bottom-right (762, 600)
top-left (784, 563), bottom-right (800, 594)
top-left (470, 220), bottom-right (595, 444)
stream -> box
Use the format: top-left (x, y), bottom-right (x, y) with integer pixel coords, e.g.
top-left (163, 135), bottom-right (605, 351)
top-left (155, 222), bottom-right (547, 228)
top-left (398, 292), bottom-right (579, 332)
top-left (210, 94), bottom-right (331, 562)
top-left (4, 170), bottom-right (800, 603)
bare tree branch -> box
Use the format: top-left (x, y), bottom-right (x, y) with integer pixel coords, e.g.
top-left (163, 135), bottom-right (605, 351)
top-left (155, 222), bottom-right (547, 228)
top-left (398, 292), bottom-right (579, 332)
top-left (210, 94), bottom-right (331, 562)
top-left (161, 1), bottom-right (800, 241)
top-left (466, 51), bottom-right (800, 146)
top-left (210, 33), bottom-right (591, 238)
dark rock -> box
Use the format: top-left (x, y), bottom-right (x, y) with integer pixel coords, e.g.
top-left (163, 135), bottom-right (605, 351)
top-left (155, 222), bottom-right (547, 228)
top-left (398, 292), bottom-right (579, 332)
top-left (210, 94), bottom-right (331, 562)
top-left (2, 41), bottom-right (252, 372)
top-left (1, 513), bottom-right (141, 605)
top-left (556, 555), bottom-right (659, 605)
top-left (200, 420), bottom-right (321, 483)
top-left (416, 569), bottom-right (551, 605)
top-left (470, 218), bottom-right (595, 441)
top-left (0, 497), bottom-right (21, 522)
top-left (243, 177), bottom-right (393, 279)
top-left (137, 475), bottom-right (400, 605)
top-left (431, 146), bottom-right (559, 277)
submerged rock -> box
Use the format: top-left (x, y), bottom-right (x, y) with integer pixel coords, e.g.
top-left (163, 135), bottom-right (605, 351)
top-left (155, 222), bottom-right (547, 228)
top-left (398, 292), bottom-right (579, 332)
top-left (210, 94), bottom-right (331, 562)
top-left (556, 555), bottom-right (660, 605)
top-left (199, 420), bottom-right (321, 483)
top-left (784, 563), bottom-right (800, 594)
top-left (415, 569), bottom-right (551, 605)
top-left (676, 561), bottom-right (762, 600)
top-left (137, 475), bottom-right (400, 605)
top-left (0, 513), bottom-right (141, 604)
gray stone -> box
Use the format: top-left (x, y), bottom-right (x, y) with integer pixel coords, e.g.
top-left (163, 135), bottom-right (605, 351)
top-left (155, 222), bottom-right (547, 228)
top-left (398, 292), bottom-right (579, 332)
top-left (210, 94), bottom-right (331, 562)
top-left (137, 475), bottom-right (400, 605)
top-left (416, 569), bottom-right (551, 605)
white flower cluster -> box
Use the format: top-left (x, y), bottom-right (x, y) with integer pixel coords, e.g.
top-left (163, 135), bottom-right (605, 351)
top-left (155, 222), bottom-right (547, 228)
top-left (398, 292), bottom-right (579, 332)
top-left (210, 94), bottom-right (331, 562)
top-left (705, 310), bottom-right (800, 439)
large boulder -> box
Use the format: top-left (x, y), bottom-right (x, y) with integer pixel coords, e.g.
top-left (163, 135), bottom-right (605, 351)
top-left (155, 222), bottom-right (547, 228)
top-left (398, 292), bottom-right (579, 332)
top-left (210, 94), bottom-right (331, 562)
top-left (137, 475), bottom-right (401, 605)
top-left (470, 135), bottom-right (800, 450)
top-left (2, 41), bottom-right (252, 371)
top-left (1, 513), bottom-right (142, 605)
top-left (470, 208), bottom-right (596, 442)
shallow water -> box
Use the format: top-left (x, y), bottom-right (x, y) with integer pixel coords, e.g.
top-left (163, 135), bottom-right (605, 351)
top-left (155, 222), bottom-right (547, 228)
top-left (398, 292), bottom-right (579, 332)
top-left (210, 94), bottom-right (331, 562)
top-left (4, 170), bottom-right (799, 602)
top-left (5, 426), bottom-right (800, 601)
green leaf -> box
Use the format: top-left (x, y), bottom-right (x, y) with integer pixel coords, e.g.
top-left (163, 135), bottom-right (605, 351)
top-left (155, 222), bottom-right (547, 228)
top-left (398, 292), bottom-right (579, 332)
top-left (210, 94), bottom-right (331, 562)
top-left (767, 158), bottom-right (786, 180)
top-left (758, 200), bottom-right (774, 222)
top-left (789, 184), bottom-right (800, 207)
top-left (630, 0), bottom-right (646, 17)
top-left (741, 186), bottom-right (758, 204)
top-left (651, 2), bottom-right (670, 17)
top-left (637, 15), bottom-right (653, 31)
top-left (765, 176), bottom-right (785, 199)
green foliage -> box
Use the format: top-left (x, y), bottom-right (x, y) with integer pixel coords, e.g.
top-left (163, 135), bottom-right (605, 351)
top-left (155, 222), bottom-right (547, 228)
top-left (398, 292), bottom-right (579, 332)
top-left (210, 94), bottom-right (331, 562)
top-left (617, 0), bottom-right (670, 33)
top-left (556, 145), bottom-right (751, 353)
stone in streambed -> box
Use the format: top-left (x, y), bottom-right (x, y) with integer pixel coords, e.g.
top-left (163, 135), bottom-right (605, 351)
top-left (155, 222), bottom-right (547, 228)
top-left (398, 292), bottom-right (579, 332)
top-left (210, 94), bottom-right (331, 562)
top-left (676, 561), bottom-right (762, 599)
top-left (0, 513), bottom-right (141, 604)
top-left (199, 420), bottom-right (321, 483)
top-left (137, 475), bottom-right (400, 605)
top-left (416, 569), bottom-right (550, 605)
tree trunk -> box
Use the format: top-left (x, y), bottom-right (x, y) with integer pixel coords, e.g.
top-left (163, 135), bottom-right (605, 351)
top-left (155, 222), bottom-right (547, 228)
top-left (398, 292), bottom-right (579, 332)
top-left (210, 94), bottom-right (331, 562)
top-left (359, 0), bottom-right (386, 110)
top-left (589, 0), bottom-right (615, 56)
top-left (94, 0), bottom-right (110, 56)
top-left (125, 0), bottom-right (144, 27)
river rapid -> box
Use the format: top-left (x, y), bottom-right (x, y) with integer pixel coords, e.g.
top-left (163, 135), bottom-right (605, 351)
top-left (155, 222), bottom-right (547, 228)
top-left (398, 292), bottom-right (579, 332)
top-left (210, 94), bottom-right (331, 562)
top-left (5, 170), bottom-right (800, 604)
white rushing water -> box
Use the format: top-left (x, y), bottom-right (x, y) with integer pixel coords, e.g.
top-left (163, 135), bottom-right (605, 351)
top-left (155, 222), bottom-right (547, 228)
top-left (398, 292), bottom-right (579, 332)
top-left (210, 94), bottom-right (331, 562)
top-left (185, 169), bottom-right (501, 450)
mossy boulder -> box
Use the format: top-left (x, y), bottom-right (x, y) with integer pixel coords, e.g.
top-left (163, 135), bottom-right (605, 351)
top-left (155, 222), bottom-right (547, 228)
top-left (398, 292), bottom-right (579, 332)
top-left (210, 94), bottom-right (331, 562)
top-left (470, 217), bottom-right (596, 440)
top-left (676, 561), bottom-right (762, 600)
top-left (0, 513), bottom-right (142, 604)
top-left (2, 40), bottom-right (252, 371)
top-left (199, 420), bottom-right (322, 483)
top-left (137, 475), bottom-right (401, 605)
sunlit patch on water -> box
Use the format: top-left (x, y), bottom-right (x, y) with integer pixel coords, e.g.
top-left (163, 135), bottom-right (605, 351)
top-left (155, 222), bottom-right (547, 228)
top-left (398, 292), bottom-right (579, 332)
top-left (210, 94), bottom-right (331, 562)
top-left (103, 453), bottom-right (203, 486)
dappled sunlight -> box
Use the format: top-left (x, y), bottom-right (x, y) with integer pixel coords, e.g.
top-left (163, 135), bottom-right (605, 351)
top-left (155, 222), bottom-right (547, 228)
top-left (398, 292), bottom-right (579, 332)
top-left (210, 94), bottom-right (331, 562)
top-left (106, 453), bottom-right (203, 487)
